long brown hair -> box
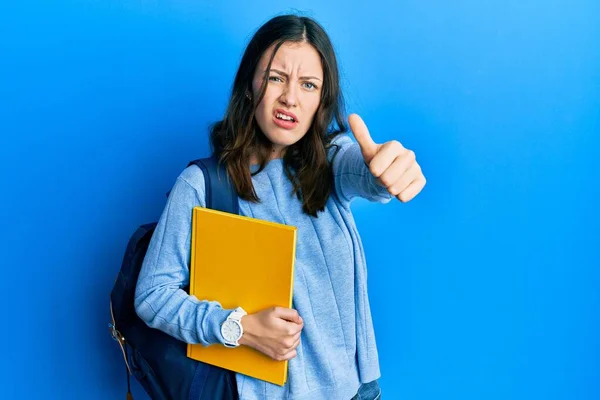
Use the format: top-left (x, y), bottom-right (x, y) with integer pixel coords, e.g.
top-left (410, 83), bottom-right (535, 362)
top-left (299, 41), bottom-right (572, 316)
top-left (210, 14), bottom-right (347, 217)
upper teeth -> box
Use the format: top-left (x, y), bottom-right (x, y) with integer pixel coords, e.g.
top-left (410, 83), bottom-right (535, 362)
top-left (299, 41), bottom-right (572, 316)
top-left (277, 113), bottom-right (294, 121)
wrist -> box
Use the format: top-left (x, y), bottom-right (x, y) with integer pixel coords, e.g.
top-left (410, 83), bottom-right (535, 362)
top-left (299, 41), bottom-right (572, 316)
top-left (238, 314), bottom-right (257, 346)
top-left (221, 307), bottom-right (247, 347)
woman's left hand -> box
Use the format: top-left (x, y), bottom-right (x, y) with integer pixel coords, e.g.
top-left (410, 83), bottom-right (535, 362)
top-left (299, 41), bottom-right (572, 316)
top-left (349, 114), bottom-right (427, 203)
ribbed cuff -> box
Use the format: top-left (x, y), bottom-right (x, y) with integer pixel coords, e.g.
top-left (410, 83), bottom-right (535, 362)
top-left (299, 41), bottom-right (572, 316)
top-left (198, 303), bottom-right (233, 345)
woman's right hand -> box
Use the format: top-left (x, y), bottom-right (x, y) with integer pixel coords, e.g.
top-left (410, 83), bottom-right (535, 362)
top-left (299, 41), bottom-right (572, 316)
top-left (238, 306), bottom-right (304, 361)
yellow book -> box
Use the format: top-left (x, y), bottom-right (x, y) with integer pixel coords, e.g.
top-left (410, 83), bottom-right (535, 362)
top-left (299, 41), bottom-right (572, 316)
top-left (187, 206), bottom-right (297, 386)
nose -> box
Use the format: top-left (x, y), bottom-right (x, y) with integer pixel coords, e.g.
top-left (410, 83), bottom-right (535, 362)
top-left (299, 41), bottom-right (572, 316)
top-left (279, 83), bottom-right (298, 107)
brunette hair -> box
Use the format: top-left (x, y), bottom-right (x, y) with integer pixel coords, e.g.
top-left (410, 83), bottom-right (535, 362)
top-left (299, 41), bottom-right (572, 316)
top-left (210, 14), bottom-right (347, 217)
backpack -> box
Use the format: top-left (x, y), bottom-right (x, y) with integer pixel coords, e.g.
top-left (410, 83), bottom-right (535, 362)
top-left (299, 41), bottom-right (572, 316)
top-left (109, 156), bottom-right (240, 400)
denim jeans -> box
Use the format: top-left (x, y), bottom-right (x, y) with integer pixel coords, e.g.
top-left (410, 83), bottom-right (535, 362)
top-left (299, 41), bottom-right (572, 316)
top-left (351, 379), bottom-right (381, 400)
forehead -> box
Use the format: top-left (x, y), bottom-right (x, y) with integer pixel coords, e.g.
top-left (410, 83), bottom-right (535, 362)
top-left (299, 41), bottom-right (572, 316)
top-left (258, 41), bottom-right (323, 76)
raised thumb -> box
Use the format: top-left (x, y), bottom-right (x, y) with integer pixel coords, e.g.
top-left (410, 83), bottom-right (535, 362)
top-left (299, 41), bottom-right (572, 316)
top-left (349, 114), bottom-right (378, 163)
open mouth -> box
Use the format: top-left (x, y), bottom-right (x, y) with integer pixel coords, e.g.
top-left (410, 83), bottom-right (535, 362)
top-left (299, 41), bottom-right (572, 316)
top-left (275, 112), bottom-right (296, 123)
top-left (273, 109), bottom-right (299, 130)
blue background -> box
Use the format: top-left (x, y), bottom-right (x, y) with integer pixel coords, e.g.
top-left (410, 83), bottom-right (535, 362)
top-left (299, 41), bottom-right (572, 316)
top-left (1, 1), bottom-right (598, 399)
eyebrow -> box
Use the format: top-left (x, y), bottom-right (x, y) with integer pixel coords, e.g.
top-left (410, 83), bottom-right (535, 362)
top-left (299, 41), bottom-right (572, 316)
top-left (267, 69), bottom-right (323, 82)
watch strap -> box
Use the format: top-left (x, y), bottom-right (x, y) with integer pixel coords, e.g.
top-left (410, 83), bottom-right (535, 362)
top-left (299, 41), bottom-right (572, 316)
top-left (228, 306), bottom-right (247, 322)
top-left (222, 307), bottom-right (247, 348)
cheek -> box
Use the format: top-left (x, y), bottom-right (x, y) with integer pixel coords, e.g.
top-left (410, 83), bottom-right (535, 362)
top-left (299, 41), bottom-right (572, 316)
top-left (251, 76), bottom-right (263, 96)
top-left (261, 87), bottom-right (278, 106)
top-left (254, 102), bottom-right (271, 131)
top-left (253, 89), bottom-right (280, 130)
top-left (303, 96), bottom-right (321, 122)
top-left (255, 84), bottom-right (280, 110)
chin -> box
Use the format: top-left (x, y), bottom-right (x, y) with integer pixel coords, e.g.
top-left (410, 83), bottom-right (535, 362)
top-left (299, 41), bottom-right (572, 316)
top-left (265, 128), bottom-right (306, 148)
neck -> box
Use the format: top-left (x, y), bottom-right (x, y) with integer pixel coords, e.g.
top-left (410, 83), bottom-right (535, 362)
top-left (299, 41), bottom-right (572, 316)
top-left (250, 147), bottom-right (285, 165)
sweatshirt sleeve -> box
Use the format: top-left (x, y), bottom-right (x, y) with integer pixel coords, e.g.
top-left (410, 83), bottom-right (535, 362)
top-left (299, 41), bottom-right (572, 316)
top-left (134, 165), bottom-right (232, 346)
top-left (329, 133), bottom-right (394, 205)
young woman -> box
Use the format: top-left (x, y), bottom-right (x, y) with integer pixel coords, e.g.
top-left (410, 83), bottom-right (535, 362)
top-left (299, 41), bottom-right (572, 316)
top-left (135, 14), bottom-right (426, 400)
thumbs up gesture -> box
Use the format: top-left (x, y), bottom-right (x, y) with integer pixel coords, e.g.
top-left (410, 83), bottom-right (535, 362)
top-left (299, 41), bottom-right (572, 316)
top-left (349, 114), bottom-right (426, 202)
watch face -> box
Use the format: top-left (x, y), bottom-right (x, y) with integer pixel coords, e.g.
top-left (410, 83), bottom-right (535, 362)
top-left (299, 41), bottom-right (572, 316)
top-left (222, 320), bottom-right (241, 343)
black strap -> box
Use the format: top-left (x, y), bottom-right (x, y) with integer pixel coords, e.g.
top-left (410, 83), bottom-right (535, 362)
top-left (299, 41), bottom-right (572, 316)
top-left (188, 156), bottom-right (239, 215)
top-left (188, 359), bottom-right (209, 400)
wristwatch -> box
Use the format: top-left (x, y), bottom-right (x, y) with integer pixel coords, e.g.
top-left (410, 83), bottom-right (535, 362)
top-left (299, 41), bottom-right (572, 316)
top-left (221, 306), bottom-right (247, 348)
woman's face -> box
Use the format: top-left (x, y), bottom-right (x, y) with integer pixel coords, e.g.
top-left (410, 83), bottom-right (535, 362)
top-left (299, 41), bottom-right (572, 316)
top-left (251, 41), bottom-right (323, 159)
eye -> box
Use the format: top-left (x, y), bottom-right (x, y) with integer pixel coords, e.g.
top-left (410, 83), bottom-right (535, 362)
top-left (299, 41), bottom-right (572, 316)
top-left (269, 76), bottom-right (283, 83)
top-left (302, 81), bottom-right (318, 91)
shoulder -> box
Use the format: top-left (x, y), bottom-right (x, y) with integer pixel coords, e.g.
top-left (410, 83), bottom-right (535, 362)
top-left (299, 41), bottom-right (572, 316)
top-left (178, 163), bottom-right (206, 191)
top-left (168, 164), bottom-right (207, 207)
top-left (327, 133), bottom-right (355, 162)
top-left (331, 133), bottom-right (353, 147)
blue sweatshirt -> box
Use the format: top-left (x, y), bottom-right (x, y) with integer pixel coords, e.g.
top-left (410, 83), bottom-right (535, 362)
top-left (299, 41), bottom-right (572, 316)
top-left (134, 133), bottom-right (393, 399)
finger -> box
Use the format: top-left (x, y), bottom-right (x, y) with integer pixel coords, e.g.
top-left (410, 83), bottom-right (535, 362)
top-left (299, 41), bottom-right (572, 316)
top-left (348, 114), bottom-right (378, 163)
top-left (281, 333), bottom-right (302, 353)
top-left (273, 347), bottom-right (297, 361)
top-left (290, 331), bottom-right (302, 345)
top-left (290, 334), bottom-right (301, 350)
top-left (396, 176), bottom-right (426, 203)
top-left (369, 141), bottom-right (408, 179)
top-left (377, 153), bottom-right (413, 189)
top-left (273, 307), bottom-right (302, 324)
top-left (379, 155), bottom-right (418, 193)
top-left (386, 162), bottom-right (421, 196)
top-left (285, 320), bottom-right (304, 336)
top-left (281, 349), bottom-right (297, 361)
top-left (281, 334), bottom-right (300, 351)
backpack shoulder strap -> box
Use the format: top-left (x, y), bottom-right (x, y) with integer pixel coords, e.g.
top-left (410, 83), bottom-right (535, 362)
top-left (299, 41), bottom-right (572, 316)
top-left (188, 155), bottom-right (239, 215)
